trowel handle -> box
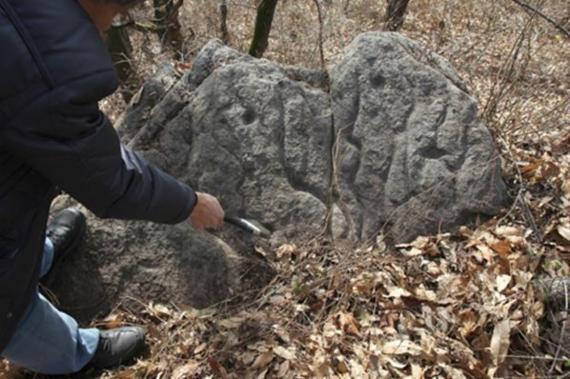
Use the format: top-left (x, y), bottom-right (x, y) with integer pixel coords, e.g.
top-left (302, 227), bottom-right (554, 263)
top-left (224, 216), bottom-right (263, 235)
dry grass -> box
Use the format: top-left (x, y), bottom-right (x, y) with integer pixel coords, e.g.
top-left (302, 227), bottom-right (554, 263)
top-left (3, 0), bottom-right (569, 378)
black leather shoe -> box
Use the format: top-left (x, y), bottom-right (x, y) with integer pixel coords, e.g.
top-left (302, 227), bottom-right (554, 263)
top-left (44, 208), bottom-right (86, 275)
top-left (90, 327), bottom-right (146, 369)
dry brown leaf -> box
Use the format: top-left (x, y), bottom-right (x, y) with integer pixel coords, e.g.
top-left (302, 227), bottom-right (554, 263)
top-left (273, 346), bottom-right (296, 360)
top-left (382, 339), bottom-right (423, 356)
top-left (109, 370), bottom-right (137, 379)
top-left (490, 239), bottom-right (512, 256)
top-left (558, 223), bottom-right (570, 242)
top-left (520, 159), bottom-right (559, 183)
top-left (334, 312), bottom-right (362, 337)
top-left (401, 247), bottom-right (424, 257)
top-left (176, 62), bottom-right (192, 72)
top-left (386, 286), bottom-right (412, 298)
top-left (475, 243), bottom-right (495, 262)
top-left (252, 351), bottom-right (274, 369)
top-left (269, 295), bottom-right (287, 305)
top-left (256, 368), bottom-right (269, 379)
top-left (489, 319), bottom-right (511, 371)
top-left (563, 178), bottom-right (570, 198)
top-left (336, 358), bottom-right (349, 374)
top-left (349, 359), bottom-right (367, 377)
top-left (100, 313), bottom-right (123, 329)
top-left (172, 361), bottom-right (200, 379)
top-left (440, 364), bottom-right (468, 379)
top-left (218, 316), bottom-right (244, 329)
top-left (411, 364), bottom-right (424, 379)
top-left (496, 275), bottom-right (512, 293)
top-left (149, 303), bottom-right (172, 318)
top-left (276, 360), bottom-right (291, 378)
top-left (495, 226), bottom-right (522, 237)
top-left (312, 360), bottom-right (331, 378)
top-left (240, 351), bottom-right (257, 365)
top-left (194, 342), bottom-right (207, 355)
top-left (276, 244), bottom-right (297, 259)
top-left (521, 161), bottom-right (541, 177)
top-left (414, 286), bottom-right (438, 302)
top-left (273, 325), bottom-right (291, 345)
top-left (208, 357), bottom-right (229, 379)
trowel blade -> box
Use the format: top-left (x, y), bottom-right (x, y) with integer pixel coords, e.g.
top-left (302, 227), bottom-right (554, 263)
top-left (224, 216), bottom-right (272, 238)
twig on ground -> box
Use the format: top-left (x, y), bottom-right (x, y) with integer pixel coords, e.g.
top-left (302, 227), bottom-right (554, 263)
top-left (496, 134), bottom-right (543, 243)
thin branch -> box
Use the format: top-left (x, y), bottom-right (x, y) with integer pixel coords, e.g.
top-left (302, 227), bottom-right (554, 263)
top-left (220, 0), bottom-right (230, 44)
top-left (312, 0), bottom-right (326, 70)
top-left (495, 133), bottom-right (543, 243)
top-left (511, 0), bottom-right (570, 38)
top-left (549, 280), bottom-right (569, 373)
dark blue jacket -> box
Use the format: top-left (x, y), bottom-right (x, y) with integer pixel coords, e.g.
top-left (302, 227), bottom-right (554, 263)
top-left (0, 0), bottom-right (197, 351)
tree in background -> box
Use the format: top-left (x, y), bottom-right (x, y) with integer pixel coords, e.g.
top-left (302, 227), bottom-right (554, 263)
top-left (105, 21), bottom-right (136, 102)
top-left (220, 0), bottom-right (230, 44)
top-left (249, 0), bottom-right (279, 58)
top-left (154, 0), bottom-right (184, 52)
top-left (384, 0), bottom-right (410, 31)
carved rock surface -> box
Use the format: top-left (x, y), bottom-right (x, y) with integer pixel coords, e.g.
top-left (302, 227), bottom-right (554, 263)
top-left (331, 33), bottom-right (507, 242)
top-left (125, 41), bottom-right (334, 240)
top-left (51, 33), bottom-right (507, 319)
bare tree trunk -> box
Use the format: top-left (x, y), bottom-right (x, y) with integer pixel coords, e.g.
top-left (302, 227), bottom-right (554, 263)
top-left (105, 25), bottom-right (136, 102)
top-left (249, 0), bottom-right (279, 58)
top-left (312, 0), bottom-right (325, 70)
top-left (384, 0), bottom-right (410, 31)
top-left (220, 0), bottom-right (230, 44)
top-left (154, 0), bottom-right (184, 52)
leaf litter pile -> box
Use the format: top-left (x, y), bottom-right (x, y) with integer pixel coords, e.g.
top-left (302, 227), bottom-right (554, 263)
top-left (96, 136), bottom-right (567, 379)
top-left (0, 147), bottom-right (564, 379)
top-left (107, 225), bottom-right (565, 378)
top-left (1, 135), bottom-right (567, 379)
top-left (68, 140), bottom-right (568, 379)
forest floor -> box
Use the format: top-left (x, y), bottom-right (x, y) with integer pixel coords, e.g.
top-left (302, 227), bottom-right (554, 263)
top-left (1, 0), bottom-right (569, 378)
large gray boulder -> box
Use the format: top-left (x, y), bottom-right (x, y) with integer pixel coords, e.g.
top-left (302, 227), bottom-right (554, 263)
top-left (331, 33), bottom-right (507, 242)
top-left (50, 32), bottom-right (507, 319)
top-left (122, 42), bottom-right (334, 241)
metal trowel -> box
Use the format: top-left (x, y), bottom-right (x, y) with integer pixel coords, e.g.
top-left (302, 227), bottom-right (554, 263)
top-left (224, 216), bottom-right (271, 238)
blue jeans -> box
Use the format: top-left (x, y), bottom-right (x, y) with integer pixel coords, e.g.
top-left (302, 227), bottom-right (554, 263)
top-left (1, 239), bottom-right (99, 374)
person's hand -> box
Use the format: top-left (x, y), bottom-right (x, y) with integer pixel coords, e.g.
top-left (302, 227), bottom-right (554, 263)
top-left (187, 192), bottom-right (225, 231)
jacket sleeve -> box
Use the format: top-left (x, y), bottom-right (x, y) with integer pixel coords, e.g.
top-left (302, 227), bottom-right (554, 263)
top-left (1, 69), bottom-right (197, 224)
